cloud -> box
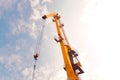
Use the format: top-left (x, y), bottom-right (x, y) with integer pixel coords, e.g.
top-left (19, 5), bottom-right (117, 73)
top-left (0, 0), bottom-right (16, 9)
top-left (0, 54), bottom-right (23, 74)
top-left (22, 64), bottom-right (66, 80)
top-left (6, 54), bottom-right (22, 70)
top-left (30, 0), bottom-right (40, 8)
top-left (15, 38), bottom-right (29, 52)
top-left (0, 0), bottom-right (17, 18)
top-left (9, 0), bottom-right (49, 39)
top-left (16, 45), bottom-right (21, 51)
top-left (22, 67), bottom-right (31, 76)
top-left (22, 67), bottom-right (33, 80)
top-left (42, 0), bottom-right (53, 4)
top-left (0, 0), bottom-right (68, 80)
top-left (9, 19), bottom-right (28, 34)
top-left (29, 0), bottom-right (49, 21)
top-left (17, 0), bottom-right (29, 15)
top-left (7, 54), bottom-right (22, 64)
top-left (29, 23), bottom-right (38, 39)
top-left (0, 55), bottom-right (4, 63)
top-left (9, 19), bottom-right (39, 39)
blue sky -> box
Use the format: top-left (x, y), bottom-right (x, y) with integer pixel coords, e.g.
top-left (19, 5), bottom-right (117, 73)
top-left (1, 0), bottom-right (120, 80)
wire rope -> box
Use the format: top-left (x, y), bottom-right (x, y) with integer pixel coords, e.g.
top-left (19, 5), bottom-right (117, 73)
top-left (32, 19), bottom-right (45, 80)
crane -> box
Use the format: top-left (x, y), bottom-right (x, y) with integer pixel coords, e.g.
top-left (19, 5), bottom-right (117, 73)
top-left (42, 13), bottom-right (84, 80)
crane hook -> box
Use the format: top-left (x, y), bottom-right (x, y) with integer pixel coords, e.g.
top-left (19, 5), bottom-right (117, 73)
top-left (33, 53), bottom-right (39, 60)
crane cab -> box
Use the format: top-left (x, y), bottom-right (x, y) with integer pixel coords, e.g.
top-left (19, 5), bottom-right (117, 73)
top-left (68, 50), bottom-right (84, 75)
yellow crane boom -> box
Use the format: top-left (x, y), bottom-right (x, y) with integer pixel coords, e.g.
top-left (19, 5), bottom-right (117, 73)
top-left (42, 13), bottom-right (84, 80)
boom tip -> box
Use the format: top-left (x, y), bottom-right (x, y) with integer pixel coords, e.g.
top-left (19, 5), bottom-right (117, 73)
top-left (42, 15), bottom-right (47, 19)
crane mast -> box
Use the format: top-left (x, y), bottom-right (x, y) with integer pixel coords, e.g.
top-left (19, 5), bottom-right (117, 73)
top-left (42, 13), bottom-right (84, 80)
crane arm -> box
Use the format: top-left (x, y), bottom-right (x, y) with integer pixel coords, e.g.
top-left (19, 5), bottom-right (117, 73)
top-left (42, 13), bottom-right (84, 80)
top-left (42, 13), bottom-right (57, 19)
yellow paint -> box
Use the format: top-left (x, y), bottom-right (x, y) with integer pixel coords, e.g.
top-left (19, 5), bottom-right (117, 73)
top-left (43, 13), bottom-right (81, 80)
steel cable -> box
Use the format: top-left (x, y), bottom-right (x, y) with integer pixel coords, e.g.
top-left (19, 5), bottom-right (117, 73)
top-left (32, 19), bottom-right (45, 80)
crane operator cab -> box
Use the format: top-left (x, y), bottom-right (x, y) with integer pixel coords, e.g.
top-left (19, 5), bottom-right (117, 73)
top-left (68, 50), bottom-right (84, 75)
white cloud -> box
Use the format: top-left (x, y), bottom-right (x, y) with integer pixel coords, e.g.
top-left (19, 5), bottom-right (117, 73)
top-left (0, 0), bottom-right (16, 17)
top-left (29, 0), bottom-right (48, 21)
top-left (41, 5), bottom-right (49, 14)
top-left (42, 0), bottom-right (53, 4)
top-left (0, 55), bottom-right (4, 63)
top-left (0, 0), bottom-right (16, 9)
top-left (16, 45), bottom-right (21, 51)
top-left (9, 0), bottom-right (50, 40)
top-left (30, 9), bottom-right (42, 21)
top-left (4, 0), bottom-right (52, 50)
top-left (2, 0), bottom-right (120, 80)
top-left (1, 0), bottom-right (71, 79)
top-left (22, 67), bottom-right (33, 78)
top-left (15, 38), bottom-right (27, 50)
top-left (7, 54), bottom-right (22, 64)
top-left (9, 19), bottom-right (38, 39)
top-left (29, 23), bottom-right (38, 39)
top-left (79, 0), bottom-right (120, 80)
top-left (30, 0), bottom-right (40, 8)
top-left (7, 54), bottom-right (22, 69)
top-left (17, 0), bottom-right (28, 15)
top-left (0, 54), bottom-right (23, 73)
top-left (17, 1), bottom-right (24, 13)
top-left (29, 0), bottom-right (50, 21)
top-left (10, 19), bottom-right (28, 34)
top-left (28, 0), bottom-right (50, 40)
top-left (22, 64), bottom-right (66, 80)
